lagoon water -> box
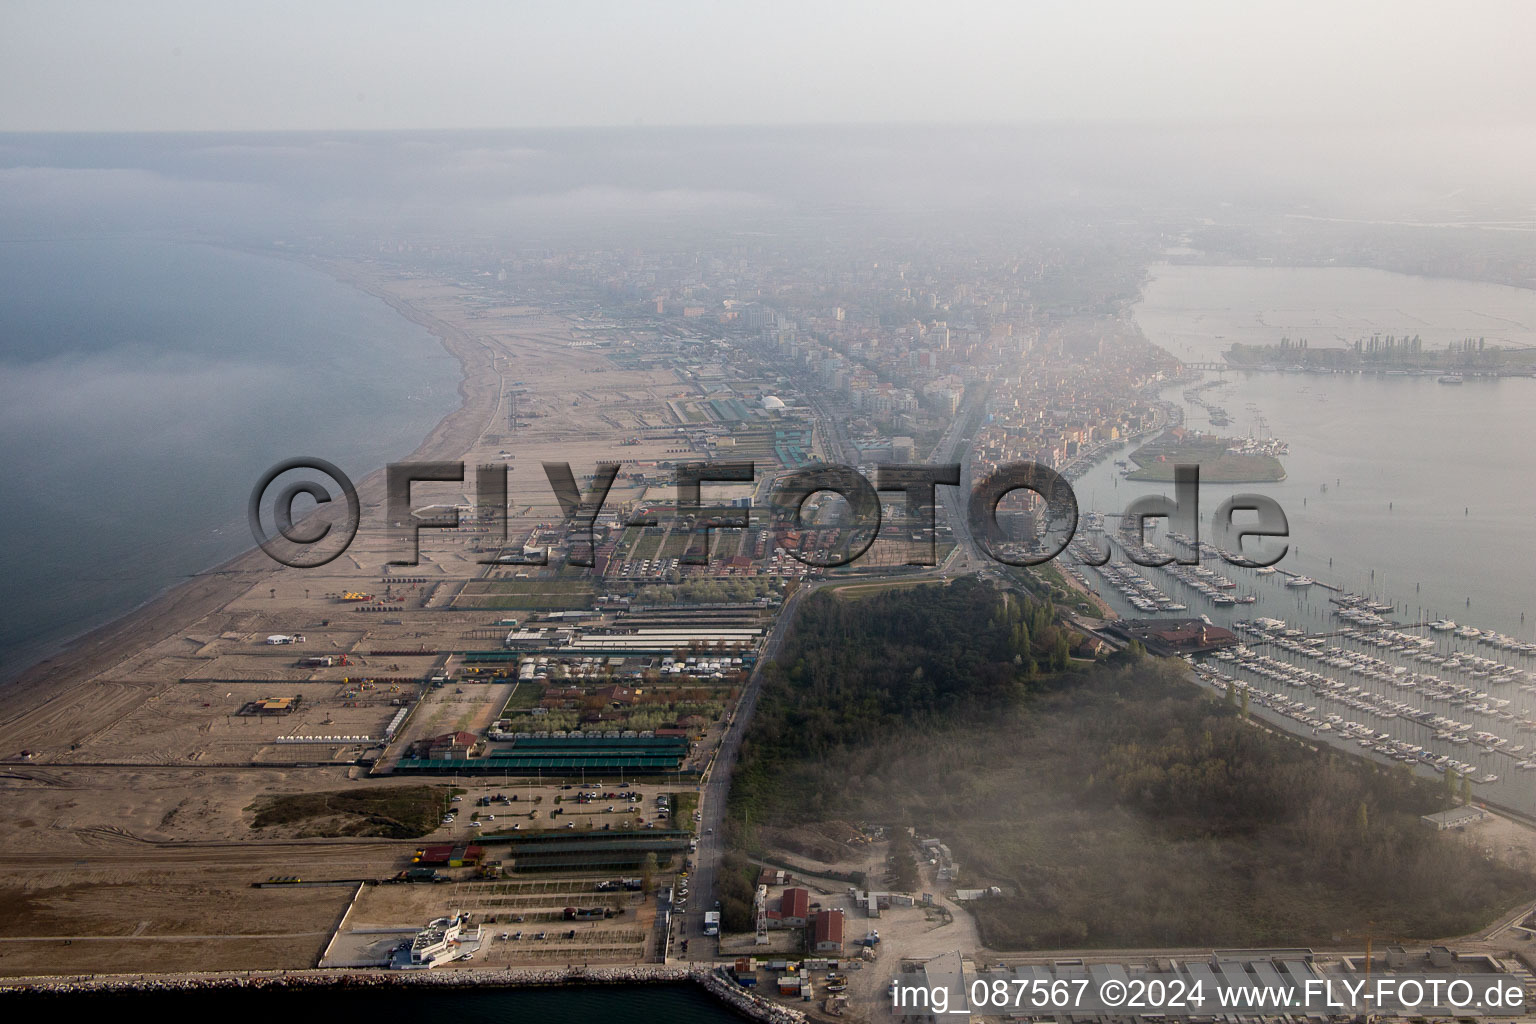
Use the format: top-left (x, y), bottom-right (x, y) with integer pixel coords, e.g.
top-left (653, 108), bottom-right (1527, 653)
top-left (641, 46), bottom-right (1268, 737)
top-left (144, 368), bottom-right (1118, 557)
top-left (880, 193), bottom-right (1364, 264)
top-left (1102, 263), bottom-right (1536, 639)
top-left (1070, 263), bottom-right (1536, 812)
top-left (0, 239), bottom-right (460, 680)
top-left (1134, 263), bottom-right (1536, 357)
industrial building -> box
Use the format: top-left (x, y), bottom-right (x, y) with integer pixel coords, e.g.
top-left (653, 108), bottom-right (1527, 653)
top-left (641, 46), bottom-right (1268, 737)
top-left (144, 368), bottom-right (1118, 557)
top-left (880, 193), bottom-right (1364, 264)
top-left (1104, 617), bottom-right (1239, 656)
top-left (393, 733), bottom-right (690, 776)
top-left (1422, 805), bottom-right (1489, 830)
top-left (899, 950), bottom-right (970, 1023)
top-left (812, 909), bottom-right (845, 953)
top-left (486, 828), bottom-right (692, 873)
top-left (411, 843), bottom-right (485, 868)
top-left (239, 695), bottom-right (302, 716)
top-left (778, 887), bottom-right (809, 928)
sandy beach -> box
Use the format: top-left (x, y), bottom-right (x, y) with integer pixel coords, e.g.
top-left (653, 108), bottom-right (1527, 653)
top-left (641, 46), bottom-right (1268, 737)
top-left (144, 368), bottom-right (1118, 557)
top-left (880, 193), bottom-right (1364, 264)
top-left (0, 257), bottom-right (499, 734)
top-left (0, 258), bottom-right (697, 976)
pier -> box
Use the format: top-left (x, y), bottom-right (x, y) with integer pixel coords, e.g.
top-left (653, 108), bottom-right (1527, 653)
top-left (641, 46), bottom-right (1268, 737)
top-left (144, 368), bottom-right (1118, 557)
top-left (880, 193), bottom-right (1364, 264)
top-left (1275, 568), bottom-right (1341, 592)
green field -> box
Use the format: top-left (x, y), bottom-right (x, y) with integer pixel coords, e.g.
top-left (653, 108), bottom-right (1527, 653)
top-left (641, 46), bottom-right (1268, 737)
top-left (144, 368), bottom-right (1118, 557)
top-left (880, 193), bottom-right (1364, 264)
top-left (670, 791), bottom-right (698, 831)
top-left (657, 530), bottom-right (694, 560)
top-left (617, 526), bottom-right (665, 561)
top-left (1125, 434), bottom-right (1285, 483)
top-left (248, 786), bottom-right (450, 839)
top-left (458, 579), bottom-right (597, 611)
top-left (501, 680), bottom-right (543, 715)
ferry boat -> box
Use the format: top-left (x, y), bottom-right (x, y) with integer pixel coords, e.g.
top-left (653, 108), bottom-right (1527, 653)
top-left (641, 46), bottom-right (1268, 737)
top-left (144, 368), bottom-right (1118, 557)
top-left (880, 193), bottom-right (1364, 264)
top-left (1284, 575), bottom-right (1315, 588)
top-left (395, 914), bottom-right (481, 969)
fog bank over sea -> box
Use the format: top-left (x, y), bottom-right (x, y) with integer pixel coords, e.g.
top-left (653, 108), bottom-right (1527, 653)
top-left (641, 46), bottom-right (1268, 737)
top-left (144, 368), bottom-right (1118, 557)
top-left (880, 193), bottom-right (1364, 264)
top-left (1137, 262), bottom-right (1536, 360)
top-left (0, 238), bottom-right (459, 680)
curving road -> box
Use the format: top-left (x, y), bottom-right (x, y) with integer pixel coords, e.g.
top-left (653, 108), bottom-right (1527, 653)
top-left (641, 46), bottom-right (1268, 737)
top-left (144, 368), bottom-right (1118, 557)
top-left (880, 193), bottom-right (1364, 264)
top-left (678, 577), bottom-right (817, 958)
top-left (678, 392), bottom-right (989, 959)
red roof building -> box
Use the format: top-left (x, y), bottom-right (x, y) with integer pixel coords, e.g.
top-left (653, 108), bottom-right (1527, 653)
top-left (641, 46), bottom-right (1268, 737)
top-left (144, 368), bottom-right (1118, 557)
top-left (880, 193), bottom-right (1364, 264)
top-left (413, 843), bottom-right (484, 867)
top-left (779, 887), bottom-right (809, 927)
top-left (812, 909), bottom-right (845, 953)
top-left (593, 685), bottom-right (640, 706)
top-left (424, 731), bottom-right (483, 759)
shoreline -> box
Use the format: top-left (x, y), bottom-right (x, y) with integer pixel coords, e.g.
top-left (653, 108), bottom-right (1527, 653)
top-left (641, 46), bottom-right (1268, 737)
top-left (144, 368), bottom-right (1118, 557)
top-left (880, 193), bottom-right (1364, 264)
top-left (0, 963), bottom-right (809, 1022)
top-left (0, 254), bottom-right (499, 744)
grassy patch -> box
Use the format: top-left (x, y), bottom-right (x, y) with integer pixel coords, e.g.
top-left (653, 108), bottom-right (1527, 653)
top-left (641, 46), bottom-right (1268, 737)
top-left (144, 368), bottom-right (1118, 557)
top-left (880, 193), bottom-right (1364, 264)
top-left (670, 790), bottom-right (698, 831)
top-left (825, 578), bottom-right (944, 601)
top-left (457, 579), bottom-right (596, 611)
top-left (1126, 433), bottom-right (1285, 483)
top-left (501, 680), bottom-right (543, 714)
top-left (248, 786), bottom-right (450, 839)
top-left (657, 530), bottom-right (693, 560)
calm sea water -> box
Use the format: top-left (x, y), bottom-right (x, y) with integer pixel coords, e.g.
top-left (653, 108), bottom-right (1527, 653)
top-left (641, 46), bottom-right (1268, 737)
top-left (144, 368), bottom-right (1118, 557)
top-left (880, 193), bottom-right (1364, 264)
top-left (0, 982), bottom-right (745, 1022)
top-left (1075, 371), bottom-right (1536, 639)
top-left (0, 239), bottom-right (460, 679)
top-left (1107, 262), bottom-right (1536, 638)
top-left (1136, 262), bottom-right (1536, 355)
top-left (1069, 263), bottom-right (1536, 811)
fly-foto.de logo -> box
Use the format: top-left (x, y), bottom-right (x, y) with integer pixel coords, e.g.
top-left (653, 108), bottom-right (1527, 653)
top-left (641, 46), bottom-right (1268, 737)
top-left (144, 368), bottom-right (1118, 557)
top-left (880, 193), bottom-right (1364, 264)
top-left (249, 459), bottom-right (1288, 570)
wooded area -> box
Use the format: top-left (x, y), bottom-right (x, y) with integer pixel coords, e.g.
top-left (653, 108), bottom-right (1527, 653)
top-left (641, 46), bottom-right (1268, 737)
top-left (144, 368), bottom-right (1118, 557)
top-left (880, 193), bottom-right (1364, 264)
top-left (728, 579), bottom-right (1532, 948)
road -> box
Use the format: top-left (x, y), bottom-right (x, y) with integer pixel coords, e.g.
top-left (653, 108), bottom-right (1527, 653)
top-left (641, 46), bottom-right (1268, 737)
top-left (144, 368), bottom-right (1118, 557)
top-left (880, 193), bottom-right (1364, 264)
top-left (803, 390), bottom-right (856, 466)
top-left (931, 389), bottom-right (987, 571)
top-left (676, 392), bottom-right (991, 958)
top-left (678, 578), bottom-right (817, 958)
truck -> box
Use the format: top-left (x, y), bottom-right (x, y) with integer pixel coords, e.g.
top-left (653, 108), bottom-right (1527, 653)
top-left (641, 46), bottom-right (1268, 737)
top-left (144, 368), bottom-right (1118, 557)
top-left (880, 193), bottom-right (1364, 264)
top-left (703, 911), bottom-right (720, 936)
top-left (563, 906), bottom-right (610, 920)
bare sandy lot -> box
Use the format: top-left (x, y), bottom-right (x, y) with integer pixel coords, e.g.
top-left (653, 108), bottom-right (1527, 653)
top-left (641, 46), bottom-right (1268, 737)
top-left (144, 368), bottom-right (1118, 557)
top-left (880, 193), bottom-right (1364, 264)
top-left (0, 263), bottom-right (701, 975)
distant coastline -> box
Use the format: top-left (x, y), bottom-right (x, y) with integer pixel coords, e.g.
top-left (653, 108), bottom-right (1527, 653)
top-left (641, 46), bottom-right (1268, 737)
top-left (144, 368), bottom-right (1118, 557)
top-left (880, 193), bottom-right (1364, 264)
top-left (0, 252), bottom-right (494, 734)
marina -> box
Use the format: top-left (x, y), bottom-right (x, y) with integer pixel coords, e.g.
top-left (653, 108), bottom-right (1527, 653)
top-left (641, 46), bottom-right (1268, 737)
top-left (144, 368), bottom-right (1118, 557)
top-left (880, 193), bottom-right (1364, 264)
top-left (1066, 274), bottom-right (1536, 811)
top-left (1067, 490), bottom-right (1536, 810)
top-left (1192, 609), bottom-right (1536, 786)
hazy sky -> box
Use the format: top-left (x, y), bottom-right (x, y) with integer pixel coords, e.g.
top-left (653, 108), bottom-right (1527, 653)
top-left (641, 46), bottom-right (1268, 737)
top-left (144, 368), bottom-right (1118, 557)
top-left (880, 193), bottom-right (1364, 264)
top-left (2, 0), bottom-right (1533, 132)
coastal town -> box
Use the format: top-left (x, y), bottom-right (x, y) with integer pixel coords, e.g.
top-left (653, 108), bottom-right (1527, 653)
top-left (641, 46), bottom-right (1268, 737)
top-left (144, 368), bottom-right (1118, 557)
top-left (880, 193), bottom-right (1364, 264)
top-left (0, 236), bottom-right (1176, 970)
top-left (1, 227), bottom-right (1535, 1024)
top-left (10, 2), bottom-right (1536, 1020)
